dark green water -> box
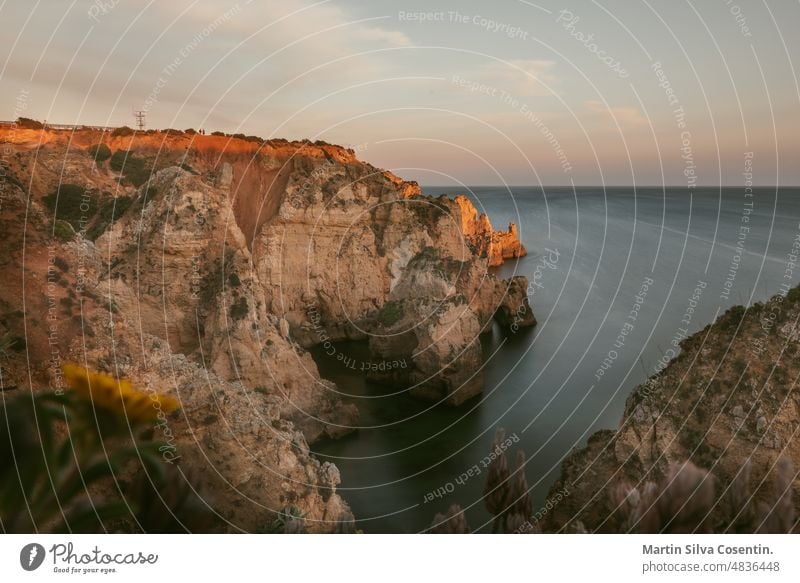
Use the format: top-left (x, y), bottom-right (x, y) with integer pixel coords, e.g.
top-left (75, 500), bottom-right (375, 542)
top-left (311, 186), bottom-right (800, 533)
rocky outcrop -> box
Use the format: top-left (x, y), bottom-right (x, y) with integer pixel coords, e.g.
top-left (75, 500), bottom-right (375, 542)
top-left (542, 293), bottom-right (800, 533)
top-left (450, 195), bottom-right (526, 267)
top-left (494, 276), bottom-right (536, 332)
top-left (367, 251), bottom-right (535, 404)
top-left (370, 295), bottom-right (486, 405)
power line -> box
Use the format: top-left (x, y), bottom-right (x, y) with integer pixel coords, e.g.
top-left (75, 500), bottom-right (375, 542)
top-left (133, 110), bottom-right (146, 131)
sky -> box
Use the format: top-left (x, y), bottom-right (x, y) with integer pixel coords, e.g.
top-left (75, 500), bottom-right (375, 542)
top-left (1, 0), bottom-right (798, 186)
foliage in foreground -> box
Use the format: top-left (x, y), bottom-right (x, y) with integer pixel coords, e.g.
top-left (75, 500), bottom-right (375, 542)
top-left (0, 364), bottom-right (215, 533)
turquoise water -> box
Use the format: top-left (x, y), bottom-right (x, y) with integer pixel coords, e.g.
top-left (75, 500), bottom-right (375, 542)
top-left (311, 186), bottom-right (800, 533)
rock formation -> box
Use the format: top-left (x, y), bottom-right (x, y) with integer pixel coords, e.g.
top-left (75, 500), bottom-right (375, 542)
top-left (494, 276), bottom-right (537, 333)
top-left (0, 125), bottom-right (535, 531)
top-left (541, 293), bottom-right (800, 533)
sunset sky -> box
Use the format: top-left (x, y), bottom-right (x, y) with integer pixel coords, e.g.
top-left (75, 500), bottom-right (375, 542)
top-left (2, 0), bottom-right (798, 186)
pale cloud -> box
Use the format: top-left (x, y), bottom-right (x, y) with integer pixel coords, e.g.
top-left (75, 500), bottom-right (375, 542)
top-left (133, 1), bottom-right (414, 113)
top-left (354, 25), bottom-right (412, 47)
top-left (142, 0), bottom-right (411, 54)
top-left (474, 59), bottom-right (558, 97)
top-left (584, 100), bottom-right (646, 127)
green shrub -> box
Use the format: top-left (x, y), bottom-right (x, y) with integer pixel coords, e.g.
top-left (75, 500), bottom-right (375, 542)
top-left (87, 143), bottom-right (112, 162)
top-left (42, 185), bottom-right (95, 231)
top-left (732, 358), bottom-right (747, 374)
top-left (229, 296), bottom-right (249, 320)
top-left (111, 125), bottom-right (134, 137)
top-left (9, 336), bottom-right (25, 353)
top-left (413, 246), bottom-right (439, 262)
top-left (53, 256), bottom-right (69, 271)
top-left (52, 219), bottom-right (75, 241)
top-left (110, 151), bottom-right (152, 186)
top-left (16, 117), bottom-right (44, 129)
top-left (0, 161), bottom-right (23, 191)
top-left (717, 304), bottom-right (746, 332)
top-left (109, 150), bottom-right (127, 171)
top-left (0, 332), bottom-right (14, 359)
top-left (377, 300), bottom-right (404, 327)
top-left (86, 196), bottom-right (133, 240)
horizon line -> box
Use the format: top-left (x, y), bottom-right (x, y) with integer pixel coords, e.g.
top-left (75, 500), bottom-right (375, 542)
top-left (421, 184), bottom-right (799, 189)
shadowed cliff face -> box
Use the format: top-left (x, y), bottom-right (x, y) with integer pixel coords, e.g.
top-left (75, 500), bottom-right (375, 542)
top-left (0, 126), bottom-right (534, 532)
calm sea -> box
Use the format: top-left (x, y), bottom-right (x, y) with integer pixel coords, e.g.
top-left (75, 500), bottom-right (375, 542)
top-left (312, 186), bottom-right (800, 533)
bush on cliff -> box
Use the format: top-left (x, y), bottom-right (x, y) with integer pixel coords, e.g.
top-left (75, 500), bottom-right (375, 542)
top-left (110, 150), bottom-right (152, 186)
top-left (229, 296), bottom-right (249, 320)
top-left (0, 331), bottom-right (24, 359)
top-left (377, 300), bottom-right (404, 327)
top-left (86, 196), bottom-right (133, 240)
top-left (52, 219), bottom-right (75, 241)
top-left (87, 143), bottom-right (112, 162)
top-left (16, 117), bottom-right (44, 129)
top-left (42, 184), bottom-right (96, 231)
top-left (111, 125), bottom-right (135, 137)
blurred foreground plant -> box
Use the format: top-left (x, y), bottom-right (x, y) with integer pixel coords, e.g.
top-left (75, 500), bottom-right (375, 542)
top-left (0, 363), bottom-right (213, 533)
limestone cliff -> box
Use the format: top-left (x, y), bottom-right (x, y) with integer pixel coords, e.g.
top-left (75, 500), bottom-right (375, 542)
top-left (542, 291), bottom-right (800, 533)
top-left (0, 125), bottom-right (534, 531)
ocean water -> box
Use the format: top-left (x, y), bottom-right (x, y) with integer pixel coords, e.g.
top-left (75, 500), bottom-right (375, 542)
top-left (311, 186), bottom-right (800, 533)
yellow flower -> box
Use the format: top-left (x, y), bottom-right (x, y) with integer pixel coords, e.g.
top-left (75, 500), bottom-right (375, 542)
top-left (62, 363), bottom-right (180, 422)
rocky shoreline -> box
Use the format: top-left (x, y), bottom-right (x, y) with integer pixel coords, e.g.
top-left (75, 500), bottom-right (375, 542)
top-left (541, 290), bottom-right (800, 533)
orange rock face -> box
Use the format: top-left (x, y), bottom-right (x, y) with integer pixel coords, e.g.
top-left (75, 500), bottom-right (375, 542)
top-left (448, 195), bottom-right (528, 267)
